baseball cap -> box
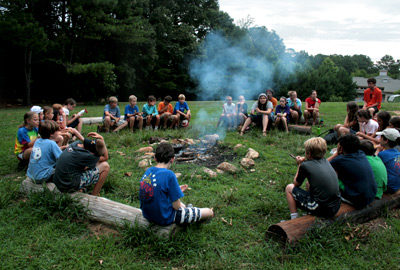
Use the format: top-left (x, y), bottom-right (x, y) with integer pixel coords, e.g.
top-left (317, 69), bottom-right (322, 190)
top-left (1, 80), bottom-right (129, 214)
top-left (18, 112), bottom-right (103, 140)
top-left (83, 138), bottom-right (98, 155)
top-left (30, 106), bottom-right (43, 114)
top-left (376, 128), bottom-right (400, 141)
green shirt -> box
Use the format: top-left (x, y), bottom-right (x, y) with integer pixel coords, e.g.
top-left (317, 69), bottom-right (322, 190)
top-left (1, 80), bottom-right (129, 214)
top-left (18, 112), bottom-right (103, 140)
top-left (366, 155), bottom-right (387, 199)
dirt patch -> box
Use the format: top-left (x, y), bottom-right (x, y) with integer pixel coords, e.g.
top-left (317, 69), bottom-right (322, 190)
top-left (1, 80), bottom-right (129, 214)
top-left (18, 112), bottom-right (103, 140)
top-left (88, 222), bottom-right (119, 238)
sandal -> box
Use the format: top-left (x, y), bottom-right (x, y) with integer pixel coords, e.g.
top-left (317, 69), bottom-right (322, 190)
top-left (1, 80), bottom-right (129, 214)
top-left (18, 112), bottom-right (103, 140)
top-left (262, 131), bottom-right (267, 136)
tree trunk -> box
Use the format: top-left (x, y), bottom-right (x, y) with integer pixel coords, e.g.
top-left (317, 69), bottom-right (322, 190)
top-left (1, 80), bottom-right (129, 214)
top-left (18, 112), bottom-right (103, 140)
top-left (24, 47), bottom-right (32, 105)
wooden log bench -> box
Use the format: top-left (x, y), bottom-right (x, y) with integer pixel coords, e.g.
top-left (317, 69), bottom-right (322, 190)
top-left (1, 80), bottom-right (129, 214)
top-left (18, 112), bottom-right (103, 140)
top-left (20, 178), bottom-right (177, 238)
top-left (288, 124), bottom-right (312, 135)
top-left (266, 194), bottom-right (400, 244)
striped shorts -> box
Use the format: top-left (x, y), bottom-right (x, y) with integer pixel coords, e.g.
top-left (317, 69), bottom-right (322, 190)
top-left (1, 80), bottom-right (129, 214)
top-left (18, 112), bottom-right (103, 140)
top-left (174, 206), bottom-right (201, 225)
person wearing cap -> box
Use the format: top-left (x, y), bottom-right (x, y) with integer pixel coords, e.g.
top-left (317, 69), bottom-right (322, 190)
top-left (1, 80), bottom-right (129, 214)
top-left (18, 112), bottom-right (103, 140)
top-left (266, 89), bottom-right (278, 109)
top-left (30, 106), bottom-right (44, 121)
top-left (53, 132), bottom-right (110, 196)
top-left (240, 93), bottom-right (273, 136)
top-left (376, 128), bottom-right (400, 194)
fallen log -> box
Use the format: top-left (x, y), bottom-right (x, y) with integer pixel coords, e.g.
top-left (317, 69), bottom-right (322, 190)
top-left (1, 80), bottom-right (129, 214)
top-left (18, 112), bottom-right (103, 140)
top-left (81, 116), bottom-right (126, 125)
top-left (20, 178), bottom-right (177, 238)
top-left (288, 124), bottom-right (312, 135)
top-left (266, 194), bottom-right (400, 244)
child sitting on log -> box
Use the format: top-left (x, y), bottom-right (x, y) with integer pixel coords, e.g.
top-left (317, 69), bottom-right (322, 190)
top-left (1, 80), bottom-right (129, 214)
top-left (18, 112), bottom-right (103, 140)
top-left (328, 134), bottom-right (377, 209)
top-left (113, 95), bottom-right (143, 132)
top-left (285, 137), bottom-right (341, 220)
top-left (103, 96), bottom-right (124, 132)
top-left (274, 97), bottom-right (290, 133)
top-left (216, 96), bottom-right (236, 129)
top-left (139, 143), bottom-right (214, 226)
top-left (375, 128), bottom-right (400, 195)
top-left (53, 132), bottom-right (109, 196)
top-left (174, 94), bottom-right (191, 128)
top-left (15, 111), bottom-right (39, 163)
top-left (142, 95), bottom-right (160, 130)
top-left (27, 120), bottom-right (82, 184)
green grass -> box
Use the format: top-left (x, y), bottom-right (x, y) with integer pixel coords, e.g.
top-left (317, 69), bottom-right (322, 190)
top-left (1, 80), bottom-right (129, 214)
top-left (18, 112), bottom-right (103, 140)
top-left (0, 101), bottom-right (399, 269)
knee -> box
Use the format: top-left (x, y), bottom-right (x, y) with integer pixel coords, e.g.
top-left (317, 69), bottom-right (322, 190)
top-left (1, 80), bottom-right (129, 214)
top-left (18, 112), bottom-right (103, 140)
top-left (104, 116), bottom-right (111, 122)
top-left (285, 183), bottom-right (294, 194)
top-left (100, 162), bottom-right (110, 172)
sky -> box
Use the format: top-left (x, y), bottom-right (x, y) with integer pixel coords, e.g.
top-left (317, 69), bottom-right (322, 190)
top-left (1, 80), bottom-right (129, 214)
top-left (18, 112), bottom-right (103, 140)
top-left (219, 0), bottom-right (400, 61)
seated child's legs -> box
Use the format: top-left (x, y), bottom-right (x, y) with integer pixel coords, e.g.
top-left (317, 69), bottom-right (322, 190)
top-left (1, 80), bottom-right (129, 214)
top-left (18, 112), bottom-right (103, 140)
top-left (79, 167), bottom-right (100, 191)
top-left (174, 206), bottom-right (213, 225)
top-left (92, 161), bottom-right (110, 196)
top-left (22, 148), bottom-right (33, 160)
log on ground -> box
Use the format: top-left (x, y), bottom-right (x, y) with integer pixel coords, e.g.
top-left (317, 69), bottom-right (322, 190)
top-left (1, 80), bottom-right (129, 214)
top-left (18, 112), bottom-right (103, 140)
top-left (266, 194), bottom-right (400, 244)
top-left (81, 116), bottom-right (126, 125)
top-left (288, 124), bottom-right (312, 134)
top-left (20, 178), bottom-right (177, 237)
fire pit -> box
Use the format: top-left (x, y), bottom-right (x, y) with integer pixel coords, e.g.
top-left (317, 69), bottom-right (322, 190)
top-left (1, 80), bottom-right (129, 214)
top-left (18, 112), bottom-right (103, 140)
top-left (173, 134), bottom-right (235, 168)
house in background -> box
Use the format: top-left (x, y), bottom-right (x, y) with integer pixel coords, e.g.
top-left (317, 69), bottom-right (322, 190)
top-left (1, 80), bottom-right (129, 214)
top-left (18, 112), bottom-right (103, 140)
top-left (353, 70), bottom-right (400, 102)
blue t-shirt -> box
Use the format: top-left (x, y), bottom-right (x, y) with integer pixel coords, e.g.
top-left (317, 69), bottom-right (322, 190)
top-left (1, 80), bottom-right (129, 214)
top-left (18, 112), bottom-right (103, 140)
top-left (174, 101), bottom-right (190, 114)
top-left (330, 150), bottom-right (377, 209)
top-left (275, 104), bottom-right (290, 119)
top-left (139, 167), bottom-right (184, 226)
top-left (103, 104), bottom-right (121, 119)
top-left (378, 148), bottom-right (400, 193)
top-left (27, 138), bottom-right (62, 181)
top-left (124, 104), bottom-right (139, 118)
top-left (286, 98), bottom-right (302, 109)
top-left (142, 104), bottom-right (158, 117)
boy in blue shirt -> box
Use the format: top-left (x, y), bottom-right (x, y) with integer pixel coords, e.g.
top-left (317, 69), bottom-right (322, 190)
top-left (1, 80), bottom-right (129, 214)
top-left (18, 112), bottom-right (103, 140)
top-left (103, 96), bottom-right (124, 132)
top-left (139, 143), bottom-right (214, 226)
top-left (376, 128), bottom-right (400, 194)
top-left (114, 95), bottom-right (143, 132)
top-left (142, 95), bottom-right (160, 130)
top-left (275, 97), bottom-right (290, 133)
top-left (174, 94), bottom-right (191, 128)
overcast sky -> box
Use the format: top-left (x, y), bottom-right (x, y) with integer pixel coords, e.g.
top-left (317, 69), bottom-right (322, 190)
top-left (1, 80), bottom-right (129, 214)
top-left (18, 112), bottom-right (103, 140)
top-left (219, 0), bottom-right (400, 61)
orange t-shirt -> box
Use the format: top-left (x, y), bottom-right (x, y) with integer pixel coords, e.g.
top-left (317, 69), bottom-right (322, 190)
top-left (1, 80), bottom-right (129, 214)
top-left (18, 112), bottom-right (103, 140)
top-left (364, 87), bottom-right (382, 109)
top-left (157, 102), bottom-right (173, 115)
top-left (270, 97), bottom-right (278, 108)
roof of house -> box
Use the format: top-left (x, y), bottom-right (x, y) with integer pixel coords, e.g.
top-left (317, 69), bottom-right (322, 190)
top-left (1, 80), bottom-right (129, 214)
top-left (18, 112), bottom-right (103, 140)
top-left (353, 74), bottom-right (400, 94)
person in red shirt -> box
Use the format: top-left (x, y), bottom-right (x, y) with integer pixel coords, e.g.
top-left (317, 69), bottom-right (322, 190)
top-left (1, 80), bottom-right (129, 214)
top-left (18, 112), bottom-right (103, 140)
top-left (158, 96), bottom-right (177, 129)
top-left (363, 78), bottom-right (382, 118)
top-left (304, 90), bottom-right (321, 126)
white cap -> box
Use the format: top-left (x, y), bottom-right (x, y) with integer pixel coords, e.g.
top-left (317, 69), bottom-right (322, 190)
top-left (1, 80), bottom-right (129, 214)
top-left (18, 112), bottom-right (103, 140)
top-left (376, 128), bottom-right (400, 141)
top-left (30, 106), bottom-right (43, 114)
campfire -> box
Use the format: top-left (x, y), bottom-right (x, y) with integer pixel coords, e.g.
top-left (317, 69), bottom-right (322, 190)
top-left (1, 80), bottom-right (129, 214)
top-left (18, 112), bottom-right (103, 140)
top-left (172, 134), bottom-right (234, 168)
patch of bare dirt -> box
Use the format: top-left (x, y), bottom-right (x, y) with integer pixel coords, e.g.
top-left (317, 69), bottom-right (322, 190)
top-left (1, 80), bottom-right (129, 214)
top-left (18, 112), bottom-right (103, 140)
top-left (88, 222), bottom-right (119, 239)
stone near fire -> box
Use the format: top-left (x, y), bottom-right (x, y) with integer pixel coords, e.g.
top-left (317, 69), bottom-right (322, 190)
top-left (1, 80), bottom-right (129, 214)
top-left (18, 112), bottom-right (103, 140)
top-left (175, 173), bottom-right (182, 179)
top-left (217, 162), bottom-right (238, 173)
top-left (185, 138), bottom-right (195, 145)
top-left (245, 148), bottom-right (259, 159)
top-left (136, 146), bottom-right (153, 153)
top-left (216, 169), bottom-right (224, 174)
top-left (203, 134), bottom-right (219, 144)
top-left (240, 158), bottom-right (255, 168)
top-left (203, 167), bottom-right (217, 178)
top-left (138, 159), bottom-right (151, 168)
top-left (234, 144), bottom-right (243, 151)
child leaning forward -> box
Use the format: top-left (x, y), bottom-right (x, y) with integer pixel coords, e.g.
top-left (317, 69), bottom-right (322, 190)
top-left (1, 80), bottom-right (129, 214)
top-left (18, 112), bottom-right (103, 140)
top-left (139, 143), bottom-right (214, 226)
top-left (285, 137), bottom-right (341, 220)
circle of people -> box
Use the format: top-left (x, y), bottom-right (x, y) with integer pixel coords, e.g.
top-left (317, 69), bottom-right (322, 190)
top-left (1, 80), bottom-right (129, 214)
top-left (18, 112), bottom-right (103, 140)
top-left (14, 77), bottom-right (400, 225)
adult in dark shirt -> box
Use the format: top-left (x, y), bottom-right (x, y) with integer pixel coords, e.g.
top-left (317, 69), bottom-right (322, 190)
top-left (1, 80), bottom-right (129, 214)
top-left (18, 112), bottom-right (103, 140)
top-left (53, 132), bottom-right (110, 196)
top-left (285, 137), bottom-right (341, 220)
top-left (328, 134), bottom-right (377, 209)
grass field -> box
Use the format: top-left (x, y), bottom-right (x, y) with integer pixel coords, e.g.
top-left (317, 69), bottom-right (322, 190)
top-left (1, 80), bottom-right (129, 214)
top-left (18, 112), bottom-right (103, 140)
top-left (0, 101), bottom-right (399, 269)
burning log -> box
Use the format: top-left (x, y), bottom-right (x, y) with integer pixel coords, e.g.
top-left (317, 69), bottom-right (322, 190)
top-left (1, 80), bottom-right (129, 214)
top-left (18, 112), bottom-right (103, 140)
top-left (20, 178), bottom-right (177, 237)
top-left (266, 194), bottom-right (400, 244)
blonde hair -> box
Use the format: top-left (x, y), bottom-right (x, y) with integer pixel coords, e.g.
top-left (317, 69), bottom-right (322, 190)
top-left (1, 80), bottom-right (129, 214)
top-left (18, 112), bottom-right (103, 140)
top-left (129, 95), bottom-right (137, 102)
top-left (304, 137), bottom-right (327, 159)
top-left (178, 94), bottom-right (185, 100)
top-left (109, 96), bottom-right (118, 103)
top-left (288, 91), bottom-right (295, 97)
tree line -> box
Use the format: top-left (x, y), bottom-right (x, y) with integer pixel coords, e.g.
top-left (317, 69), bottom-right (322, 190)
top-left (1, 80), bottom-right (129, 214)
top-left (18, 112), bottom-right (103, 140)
top-left (0, 0), bottom-right (399, 104)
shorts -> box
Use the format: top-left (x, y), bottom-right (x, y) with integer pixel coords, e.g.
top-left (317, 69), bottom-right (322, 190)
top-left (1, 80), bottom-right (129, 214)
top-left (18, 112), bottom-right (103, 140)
top-left (144, 116), bottom-right (158, 127)
top-left (174, 206), bottom-right (202, 225)
top-left (126, 115), bottom-right (141, 127)
top-left (103, 118), bottom-right (125, 126)
top-left (370, 106), bottom-right (379, 115)
top-left (292, 187), bottom-right (340, 218)
top-left (250, 114), bottom-right (274, 128)
top-left (79, 167), bottom-right (100, 189)
top-left (67, 118), bottom-right (80, 128)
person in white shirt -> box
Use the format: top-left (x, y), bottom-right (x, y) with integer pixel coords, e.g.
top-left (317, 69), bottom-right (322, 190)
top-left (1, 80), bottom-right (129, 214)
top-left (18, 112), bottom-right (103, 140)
top-left (216, 96), bottom-right (236, 129)
top-left (356, 109), bottom-right (378, 140)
